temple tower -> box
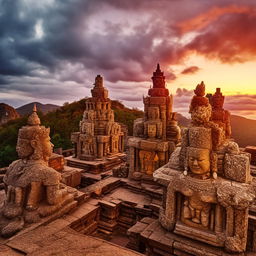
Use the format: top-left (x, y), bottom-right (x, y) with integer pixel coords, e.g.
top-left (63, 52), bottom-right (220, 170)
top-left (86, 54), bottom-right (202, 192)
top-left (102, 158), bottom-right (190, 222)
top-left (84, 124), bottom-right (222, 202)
top-left (128, 64), bottom-right (180, 181)
top-left (152, 83), bottom-right (255, 255)
top-left (71, 75), bottom-right (124, 163)
top-left (208, 87), bottom-right (231, 138)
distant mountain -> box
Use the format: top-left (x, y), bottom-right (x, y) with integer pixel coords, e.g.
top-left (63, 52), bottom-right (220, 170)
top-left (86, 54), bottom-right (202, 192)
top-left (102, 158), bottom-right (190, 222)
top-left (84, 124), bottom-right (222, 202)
top-left (231, 115), bottom-right (256, 148)
top-left (176, 113), bottom-right (190, 127)
top-left (176, 113), bottom-right (256, 148)
top-left (16, 102), bottom-right (60, 116)
top-left (0, 103), bottom-right (20, 125)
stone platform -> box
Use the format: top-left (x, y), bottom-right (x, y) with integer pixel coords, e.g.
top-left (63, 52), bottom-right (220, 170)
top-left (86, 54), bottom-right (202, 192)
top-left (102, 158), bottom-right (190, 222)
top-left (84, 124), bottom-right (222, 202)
top-left (0, 202), bottom-right (142, 256)
top-left (66, 153), bottom-right (126, 173)
top-left (128, 218), bottom-right (255, 256)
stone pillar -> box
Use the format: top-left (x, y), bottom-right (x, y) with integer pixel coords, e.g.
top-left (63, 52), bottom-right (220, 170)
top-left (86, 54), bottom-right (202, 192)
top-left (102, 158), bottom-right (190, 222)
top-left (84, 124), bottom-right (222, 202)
top-left (128, 147), bottom-right (135, 179)
top-left (135, 148), bottom-right (139, 172)
top-left (98, 142), bottom-right (104, 158)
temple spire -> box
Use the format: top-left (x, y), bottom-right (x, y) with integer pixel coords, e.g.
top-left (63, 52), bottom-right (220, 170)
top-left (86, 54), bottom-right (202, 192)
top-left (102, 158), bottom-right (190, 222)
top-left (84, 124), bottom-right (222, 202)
top-left (148, 63), bottom-right (168, 97)
top-left (27, 104), bottom-right (41, 126)
top-left (33, 103), bottom-right (37, 112)
top-left (91, 75), bottom-right (108, 99)
top-left (156, 63), bottom-right (160, 72)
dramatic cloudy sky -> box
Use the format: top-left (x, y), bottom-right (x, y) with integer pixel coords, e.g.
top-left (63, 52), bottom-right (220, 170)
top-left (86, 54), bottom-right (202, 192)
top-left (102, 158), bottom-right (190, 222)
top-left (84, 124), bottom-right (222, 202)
top-left (1, 0), bottom-right (256, 119)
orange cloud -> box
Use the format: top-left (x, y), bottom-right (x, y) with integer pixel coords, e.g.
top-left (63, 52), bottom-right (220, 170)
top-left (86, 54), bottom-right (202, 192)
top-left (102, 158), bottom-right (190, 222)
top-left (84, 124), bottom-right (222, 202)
top-left (178, 5), bottom-right (252, 34)
top-left (181, 66), bottom-right (200, 75)
top-left (183, 9), bottom-right (256, 63)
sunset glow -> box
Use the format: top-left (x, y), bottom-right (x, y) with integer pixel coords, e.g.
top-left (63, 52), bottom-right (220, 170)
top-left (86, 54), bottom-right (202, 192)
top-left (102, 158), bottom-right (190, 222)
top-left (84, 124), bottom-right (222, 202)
top-left (0, 0), bottom-right (256, 119)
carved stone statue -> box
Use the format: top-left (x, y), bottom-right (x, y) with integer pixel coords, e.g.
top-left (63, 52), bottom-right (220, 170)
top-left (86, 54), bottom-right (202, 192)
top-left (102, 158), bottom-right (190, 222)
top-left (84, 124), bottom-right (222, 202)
top-left (209, 88), bottom-right (232, 138)
top-left (154, 83), bottom-right (255, 253)
top-left (71, 75), bottom-right (124, 161)
top-left (128, 64), bottom-right (181, 181)
top-left (0, 105), bottom-right (76, 237)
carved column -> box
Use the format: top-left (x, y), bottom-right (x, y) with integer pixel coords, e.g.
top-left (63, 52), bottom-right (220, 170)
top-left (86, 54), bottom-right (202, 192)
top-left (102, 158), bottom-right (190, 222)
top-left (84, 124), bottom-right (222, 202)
top-left (97, 142), bottom-right (104, 158)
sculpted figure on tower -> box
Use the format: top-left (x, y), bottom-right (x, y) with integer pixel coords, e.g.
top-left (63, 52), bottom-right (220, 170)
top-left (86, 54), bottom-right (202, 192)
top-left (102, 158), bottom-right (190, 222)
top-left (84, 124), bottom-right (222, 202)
top-left (0, 106), bottom-right (76, 237)
top-left (154, 82), bottom-right (255, 253)
top-left (71, 75), bottom-right (124, 161)
top-left (208, 88), bottom-right (232, 138)
top-left (128, 64), bottom-right (181, 181)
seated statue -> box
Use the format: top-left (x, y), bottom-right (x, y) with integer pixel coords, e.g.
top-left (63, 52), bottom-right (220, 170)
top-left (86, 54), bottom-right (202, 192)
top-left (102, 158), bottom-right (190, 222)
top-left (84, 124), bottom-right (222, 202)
top-left (0, 106), bottom-right (76, 237)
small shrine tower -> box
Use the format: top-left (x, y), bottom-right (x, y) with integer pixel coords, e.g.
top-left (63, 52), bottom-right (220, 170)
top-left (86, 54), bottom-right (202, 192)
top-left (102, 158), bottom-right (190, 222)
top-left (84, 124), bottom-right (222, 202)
top-left (70, 75), bottom-right (124, 169)
top-left (128, 64), bottom-right (180, 181)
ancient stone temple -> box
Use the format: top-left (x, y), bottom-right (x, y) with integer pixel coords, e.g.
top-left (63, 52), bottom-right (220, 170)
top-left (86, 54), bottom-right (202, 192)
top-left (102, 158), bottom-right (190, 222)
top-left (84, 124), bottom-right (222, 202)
top-left (149, 82), bottom-right (256, 255)
top-left (68, 75), bottom-right (125, 173)
top-left (208, 87), bottom-right (231, 138)
top-left (128, 64), bottom-right (180, 181)
top-left (0, 106), bottom-right (77, 237)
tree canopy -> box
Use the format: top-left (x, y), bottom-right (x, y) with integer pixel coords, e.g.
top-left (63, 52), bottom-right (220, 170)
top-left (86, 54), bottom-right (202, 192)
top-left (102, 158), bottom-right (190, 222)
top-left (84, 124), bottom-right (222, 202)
top-left (0, 99), bottom-right (143, 167)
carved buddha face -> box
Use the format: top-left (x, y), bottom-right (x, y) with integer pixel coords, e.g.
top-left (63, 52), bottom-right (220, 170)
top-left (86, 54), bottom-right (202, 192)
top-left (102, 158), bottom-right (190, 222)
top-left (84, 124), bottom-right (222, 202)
top-left (148, 124), bottom-right (157, 138)
top-left (16, 127), bottom-right (53, 162)
top-left (188, 148), bottom-right (210, 178)
top-left (41, 136), bottom-right (53, 160)
top-left (212, 95), bottom-right (224, 109)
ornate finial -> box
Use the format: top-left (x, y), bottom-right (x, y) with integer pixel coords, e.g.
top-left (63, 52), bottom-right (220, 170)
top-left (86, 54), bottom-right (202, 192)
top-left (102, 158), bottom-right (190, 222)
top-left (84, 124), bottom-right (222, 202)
top-left (212, 87), bottom-right (225, 109)
top-left (194, 81), bottom-right (205, 97)
top-left (33, 103), bottom-right (37, 112)
top-left (94, 75), bottom-right (103, 88)
top-left (27, 104), bottom-right (41, 126)
top-left (157, 63), bottom-right (160, 71)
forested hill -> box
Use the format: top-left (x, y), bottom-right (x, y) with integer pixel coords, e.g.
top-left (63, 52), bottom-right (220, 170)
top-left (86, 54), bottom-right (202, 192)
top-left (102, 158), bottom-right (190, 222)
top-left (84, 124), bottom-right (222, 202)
top-left (16, 102), bottom-right (60, 116)
top-left (0, 99), bottom-right (143, 167)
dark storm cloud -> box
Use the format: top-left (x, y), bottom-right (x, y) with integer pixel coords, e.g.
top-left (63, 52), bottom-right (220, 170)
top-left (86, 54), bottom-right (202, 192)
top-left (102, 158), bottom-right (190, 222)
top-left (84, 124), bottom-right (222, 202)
top-left (1, 0), bottom-right (256, 110)
top-left (182, 7), bottom-right (256, 63)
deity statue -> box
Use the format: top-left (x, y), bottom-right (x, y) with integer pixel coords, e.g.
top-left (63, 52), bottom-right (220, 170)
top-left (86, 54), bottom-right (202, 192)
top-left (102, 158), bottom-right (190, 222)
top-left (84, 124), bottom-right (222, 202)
top-left (147, 124), bottom-right (157, 138)
top-left (209, 88), bottom-right (231, 138)
top-left (154, 83), bottom-right (255, 253)
top-left (0, 106), bottom-right (76, 237)
top-left (139, 150), bottom-right (159, 175)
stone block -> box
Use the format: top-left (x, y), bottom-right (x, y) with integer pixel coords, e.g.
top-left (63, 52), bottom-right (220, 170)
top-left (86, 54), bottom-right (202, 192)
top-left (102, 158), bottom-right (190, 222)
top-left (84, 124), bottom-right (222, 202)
top-left (156, 141), bottom-right (169, 152)
top-left (127, 137), bottom-right (141, 148)
top-left (149, 97), bottom-right (166, 105)
top-left (224, 153), bottom-right (251, 183)
top-left (140, 140), bottom-right (157, 151)
top-left (61, 167), bottom-right (82, 187)
top-left (188, 127), bottom-right (212, 149)
top-left (48, 154), bottom-right (65, 172)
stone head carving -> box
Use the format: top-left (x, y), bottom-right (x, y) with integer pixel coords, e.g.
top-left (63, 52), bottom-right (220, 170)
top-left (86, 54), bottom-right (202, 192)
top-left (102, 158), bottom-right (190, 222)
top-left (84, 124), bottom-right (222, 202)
top-left (212, 88), bottom-right (224, 109)
top-left (147, 124), bottom-right (157, 138)
top-left (16, 106), bottom-right (53, 162)
top-left (187, 147), bottom-right (210, 179)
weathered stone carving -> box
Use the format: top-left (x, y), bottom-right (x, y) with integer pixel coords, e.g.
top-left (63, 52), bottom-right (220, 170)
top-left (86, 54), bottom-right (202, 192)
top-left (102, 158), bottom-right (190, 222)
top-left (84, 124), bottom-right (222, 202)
top-left (128, 64), bottom-right (181, 181)
top-left (208, 88), bottom-right (232, 138)
top-left (154, 83), bottom-right (256, 253)
top-left (0, 105), bottom-right (76, 237)
top-left (71, 75), bottom-right (124, 161)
